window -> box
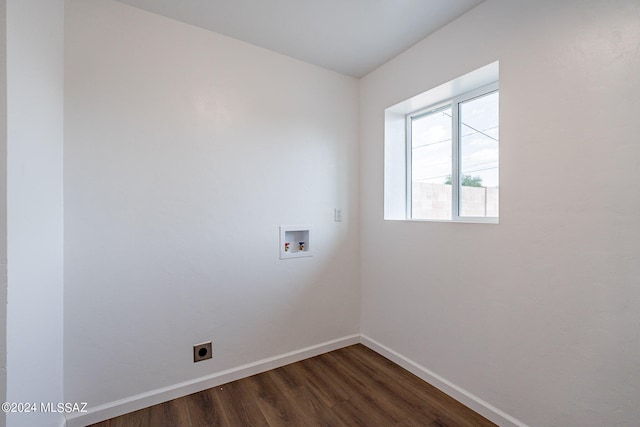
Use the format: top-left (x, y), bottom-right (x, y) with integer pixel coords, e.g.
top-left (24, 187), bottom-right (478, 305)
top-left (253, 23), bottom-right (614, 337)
top-left (384, 61), bottom-right (499, 223)
top-left (407, 84), bottom-right (499, 222)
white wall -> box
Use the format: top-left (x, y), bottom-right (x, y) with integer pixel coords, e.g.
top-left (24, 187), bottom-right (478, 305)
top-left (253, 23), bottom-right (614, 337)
top-left (0, 1), bottom-right (7, 425)
top-left (360, 1), bottom-right (640, 426)
top-left (5, 0), bottom-right (65, 426)
top-left (64, 0), bottom-right (360, 414)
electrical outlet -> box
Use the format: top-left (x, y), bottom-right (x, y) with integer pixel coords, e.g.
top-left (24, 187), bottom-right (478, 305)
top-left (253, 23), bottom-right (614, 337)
top-left (193, 341), bottom-right (212, 362)
top-left (334, 208), bottom-right (343, 222)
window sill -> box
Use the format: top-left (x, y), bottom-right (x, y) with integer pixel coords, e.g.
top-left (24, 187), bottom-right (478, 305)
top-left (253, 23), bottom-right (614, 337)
top-left (384, 217), bottom-right (499, 225)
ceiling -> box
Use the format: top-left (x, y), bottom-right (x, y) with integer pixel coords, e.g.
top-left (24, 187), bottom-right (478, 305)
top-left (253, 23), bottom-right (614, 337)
top-left (115, 0), bottom-right (486, 78)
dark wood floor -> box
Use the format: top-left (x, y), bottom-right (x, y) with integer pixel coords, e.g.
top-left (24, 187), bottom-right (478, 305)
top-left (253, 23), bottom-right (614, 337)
top-left (90, 344), bottom-right (496, 427)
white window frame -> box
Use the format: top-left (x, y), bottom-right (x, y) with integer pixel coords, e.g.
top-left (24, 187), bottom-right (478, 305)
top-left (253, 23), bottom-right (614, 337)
top-left (383, 61), bottom-right (499, 223)
top-left (405, 82), bottom-right (499, 224)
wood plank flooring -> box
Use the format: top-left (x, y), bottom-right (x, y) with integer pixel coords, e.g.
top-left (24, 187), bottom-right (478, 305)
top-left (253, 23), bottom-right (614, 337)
top-left (89, 344), bottom-right (496, 427)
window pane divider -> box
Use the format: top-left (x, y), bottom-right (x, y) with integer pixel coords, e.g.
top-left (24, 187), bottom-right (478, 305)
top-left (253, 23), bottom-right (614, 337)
top-left (452, 98), bottom-right (460, 220)
top-left (405, 114), bottom-right (412, 218)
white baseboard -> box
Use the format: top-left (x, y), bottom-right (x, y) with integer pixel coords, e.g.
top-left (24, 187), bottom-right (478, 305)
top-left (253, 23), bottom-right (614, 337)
top-left (360, 334), bottom-right (528, 427)
top-left (65, 334), bottom-right (360, 427)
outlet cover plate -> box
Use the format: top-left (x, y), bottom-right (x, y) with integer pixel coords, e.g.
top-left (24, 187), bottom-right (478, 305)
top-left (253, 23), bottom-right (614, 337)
top-left (193, 341), bottom-right (212, 362)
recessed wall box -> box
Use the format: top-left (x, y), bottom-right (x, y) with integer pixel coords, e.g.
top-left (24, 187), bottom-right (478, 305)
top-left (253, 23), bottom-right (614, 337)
top-left (280, 226), bottom-right (312, 259)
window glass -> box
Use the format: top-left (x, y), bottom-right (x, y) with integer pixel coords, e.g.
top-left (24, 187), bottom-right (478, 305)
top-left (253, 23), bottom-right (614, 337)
top-left (411, 106), bottom-right (452, 220)
top-left (459, 91), bottom-right (499, 217)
